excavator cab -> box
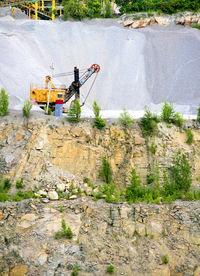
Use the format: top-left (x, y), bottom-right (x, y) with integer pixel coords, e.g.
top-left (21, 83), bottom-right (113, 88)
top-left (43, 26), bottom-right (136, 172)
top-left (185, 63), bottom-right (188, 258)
top-left (30, 64), bottom-right (100, 110)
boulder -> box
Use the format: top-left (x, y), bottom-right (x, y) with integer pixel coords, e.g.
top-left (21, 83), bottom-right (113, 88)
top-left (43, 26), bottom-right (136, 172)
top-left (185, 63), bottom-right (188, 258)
top-left (9, 264), bottom-right (28, 276)
top-left (48, 191), bottom-right (58, 200)
top-left (56, 183), bottom-right (65, 192)
top-left (123, 19), bottom-right (134, 27)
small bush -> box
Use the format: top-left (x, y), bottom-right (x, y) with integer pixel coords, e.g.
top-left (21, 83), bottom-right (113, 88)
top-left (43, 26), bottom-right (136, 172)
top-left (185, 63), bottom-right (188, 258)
top-left (162, 255), bottom-right (169, 264)
top-left (44, 105), bottom-right (52, 115)
top-left (161, 101), bottom-right (183, 127)
top-left (150, 234), bottom-right (154, 239)
top-left (192, 23), bottom-right (200, 30)
top-left (140, 107), bottom-right (160, 136)
top-left (71, 264), bottom-right (79, 276)
top-left (118, 108), bottom-right (135, 128)
top-left (106, 265), bottom-right (114, 274)
top-left (63, 0), bottom-right (87, 20)
top-left (3, 178), bottom-right (11, 191)
top-left (22, 100), bottom-right (32, 118)
top-left (93, 100), bottom-right (101, 117)
top-left (161, 100), bottom-right (174, 123)
top-left (99, 157), bottom-right (112, 184)
top-left (104, 0), bottom-right (112, 18)
top-left (55, 219), bottom-right (73, 239)
top-left (94, 116), bottom-right (106, 129)
top-left (126, 168), bottom-right (144, 203)
top-left (59, 205), bottom-right (63, 212)
top-left (197, 106), bottom-right (200, 122)
top-left (150, 141), bottom-right (156, 154)
top-left (173, 112), bottom-right (184, 127)
top-left (67, 99), bottom-right (81, 122)
top-left (16, 178), bottom-right (24, 189)
top-left (186, 128), bottom-right (193, 144)
top-left (162, 229), bottom-right (166, 237)
top-left (0, 88), bottom-right (9, 116)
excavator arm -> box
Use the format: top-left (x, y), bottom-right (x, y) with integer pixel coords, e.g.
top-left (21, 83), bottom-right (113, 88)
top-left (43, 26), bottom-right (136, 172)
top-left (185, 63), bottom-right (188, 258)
top-left (63, 64), bottom-right (100, 104)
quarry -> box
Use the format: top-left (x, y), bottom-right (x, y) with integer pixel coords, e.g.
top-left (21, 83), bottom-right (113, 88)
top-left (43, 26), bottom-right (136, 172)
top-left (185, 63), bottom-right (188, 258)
top-left (0, 3), bottom-right (200, 276)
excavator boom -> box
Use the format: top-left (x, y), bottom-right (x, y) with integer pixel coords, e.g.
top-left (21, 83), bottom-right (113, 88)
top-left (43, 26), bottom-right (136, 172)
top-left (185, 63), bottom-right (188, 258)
top-left (30, 64), bottom-right (100, 109)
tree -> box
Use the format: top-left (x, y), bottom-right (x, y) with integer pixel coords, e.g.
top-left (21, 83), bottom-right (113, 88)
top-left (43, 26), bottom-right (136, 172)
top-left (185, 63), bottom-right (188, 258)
top-left (99, 157), bottom-right (112, 184)
top-left (67, 99), bottom-right (81, 122)
top-left (22, 100), bottom-right (32, 118)
top-left (63, 0), bottom-right (87, 20)
top-left (93, 100), bottom-right (101, 117)
top-left (118, 108), bottom-right (135, 128)
top-left (86, 0), bottom-right (101, 18)
top-left (0, 88), bottom-right (9, 116)
top-left (92, 100), bottom-right (106, 129)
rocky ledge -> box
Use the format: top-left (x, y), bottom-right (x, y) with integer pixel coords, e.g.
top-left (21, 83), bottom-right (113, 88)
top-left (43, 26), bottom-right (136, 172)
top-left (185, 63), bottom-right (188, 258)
top-left (122, 13), bottom-right (200, 29)
top-left (0, 198), bottom-right (200, 276)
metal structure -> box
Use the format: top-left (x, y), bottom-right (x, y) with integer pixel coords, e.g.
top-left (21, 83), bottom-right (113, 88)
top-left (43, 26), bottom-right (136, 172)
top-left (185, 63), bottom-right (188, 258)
top-left (30, 64), bottom-right (100, 110)
top-left (0, 0), bottom-right (63, 20)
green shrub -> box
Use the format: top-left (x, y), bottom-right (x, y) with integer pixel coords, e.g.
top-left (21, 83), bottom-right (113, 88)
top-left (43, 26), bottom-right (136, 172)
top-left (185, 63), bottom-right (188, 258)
top-left (55, 218), bottom-right (73, 239)
top-left (162, 229), bottom-right (166, 237)
top-left (118, 108), bottom-right (135, 128)
top-left (150, 141), bottom-right (156, 154)
top-left (106, 265), bottom-right (114, 274)
top-left (192, 23), bottom-right (200, 30)
top-left (44, 105), bottom-right (52, 115)
top-left (16, 178), bottom-right (24, 189)
top-left (0, 88), bottom-right (9, 116)
top-left (161, 100), bottom-right (174, 123)
top-left (99, 157), bottom-right (112, 184)
top-left (161, 101), bottom-right (183, 127)
top-left (94, 116), bottom-right (106, 129)
top-left (150, 234), bottom-right (154, 239)
top-left (63, 0), bottom-right (87, 20)
top-left (59, 205), bottom-right (63, 212)
top-left (67, 99), bottom-right (81, 122)
top-left (86, 0), bottom-right (101, 18)
top-left (104, 0), bottom-right (112, 18)
top-left (197, 106), bottom-right (200, 122)
top-left (22, 100), bottom-right (32, 118)
top-left (0, 192), bottom-right (9, 202)
top-left (126, 168), bottom-right (144, 203)
top-left (186, 128), bottom-right (194, 144)
top-left (169, 153), bottom-right (191, 193)
top-left (173, 112), bottom-right (184, 127)
top-left (162, 255), bottom-right (169, 264)
top-left (3, 178), bottom-right (11, 191)
top-left (93, 100), bottom-right (101, 117)
top-left (140, 107), bottom-right (160, 136)
top-left (71, 264), bottom-right (79, 276)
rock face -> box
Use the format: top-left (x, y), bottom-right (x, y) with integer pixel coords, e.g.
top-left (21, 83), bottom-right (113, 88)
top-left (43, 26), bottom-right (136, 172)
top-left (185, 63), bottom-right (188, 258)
top-left (0, 199), bottom-right (200, 275)
top-left (1, 116), bottom-right (200, 189)
top-left (123, 16), bottom-right (171, 29)
top-left (122, 14), bottom-right (200, 29)
top-left (176, 15), bottom-right (200, 27)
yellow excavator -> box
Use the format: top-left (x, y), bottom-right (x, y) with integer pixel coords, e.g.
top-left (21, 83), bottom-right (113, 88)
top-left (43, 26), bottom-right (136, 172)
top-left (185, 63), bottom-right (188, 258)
top-left (30, 64), bottom-right (100, 110)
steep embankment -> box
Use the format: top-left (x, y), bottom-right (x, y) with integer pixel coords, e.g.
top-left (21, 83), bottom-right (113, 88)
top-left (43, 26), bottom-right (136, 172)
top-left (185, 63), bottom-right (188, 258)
top-left (0, 17), bottom-right (200, 114)
top-left (1, 114), bottom-right (200, 275)
top-left (0, 199), bottom-right (200, 276)
top-left (1, 112), bottom-right (200, 188)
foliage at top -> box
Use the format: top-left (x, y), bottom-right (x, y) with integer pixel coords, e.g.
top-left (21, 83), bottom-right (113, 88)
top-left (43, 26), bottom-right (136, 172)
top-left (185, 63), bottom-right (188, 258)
top-left (115, 0), bottom-right (200, 14)
top-left (197, 106), bottom-right (200, 122)
top-left (104, 0), bottom-right (113, 18)
top-left (63, 0), bottom-right (102, 20)
top-left (22, 100), bottom-right (32, 119)
top-left (99, 157), bottom-right (112, 184)
top-left (93, 100), bottom-right (101, 117)
top-left (118, 108), bottom-right (135, 128)
top-left (55, 218), bottom-right (73, 239)
top-left (92, 100), bottom-right (106, 129)
top-left (67, 99), bottom-right (81, 122)
top-left (0, 88), bottom-right (9, 116)
top-left (161, 100), bottom-right (183, 127)
top-left (140, 106), bottom-right (160, 136)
